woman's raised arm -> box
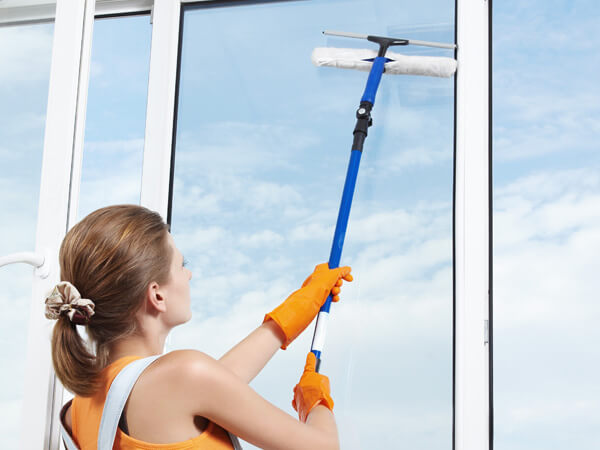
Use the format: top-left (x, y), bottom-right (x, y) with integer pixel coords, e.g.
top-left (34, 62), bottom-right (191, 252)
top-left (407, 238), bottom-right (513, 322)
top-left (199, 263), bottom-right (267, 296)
top-left (218, 319), bottom-right (286, 383)
top-left (218, 263), bottom-right (352, 383)
top-left (172, 350), bottom-right (340, 450)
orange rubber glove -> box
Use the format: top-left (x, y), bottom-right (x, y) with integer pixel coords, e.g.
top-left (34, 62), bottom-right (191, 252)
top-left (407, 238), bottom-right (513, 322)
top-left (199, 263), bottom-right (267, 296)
top-left (292, 352), bottom-right (334, 423)
top-left (264, 263), bottom-right (353, 349)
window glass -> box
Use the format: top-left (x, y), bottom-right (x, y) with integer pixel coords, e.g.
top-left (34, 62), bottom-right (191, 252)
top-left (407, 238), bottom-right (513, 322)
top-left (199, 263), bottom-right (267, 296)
top-left (494, 1), bottom-right (600, 448)
top-left (76, 13), bottom-right (152, 220)
top-left (0, 21), bottom-right (54, 448)
top-left (170, 1), bottom-right (455, 448)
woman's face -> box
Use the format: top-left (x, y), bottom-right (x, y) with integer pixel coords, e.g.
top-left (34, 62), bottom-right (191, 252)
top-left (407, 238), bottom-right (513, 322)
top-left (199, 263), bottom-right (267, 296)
top-left (162, 233), bottom-right (193, 326)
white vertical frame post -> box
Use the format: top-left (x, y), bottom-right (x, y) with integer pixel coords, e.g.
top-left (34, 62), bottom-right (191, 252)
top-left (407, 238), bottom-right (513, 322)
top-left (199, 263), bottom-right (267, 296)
top-left (140, 0), bottom-right (182, 221)
top-left (454, 0), bottom-right (492, 449)
top-left (20, 0), bottom-right (95, 448)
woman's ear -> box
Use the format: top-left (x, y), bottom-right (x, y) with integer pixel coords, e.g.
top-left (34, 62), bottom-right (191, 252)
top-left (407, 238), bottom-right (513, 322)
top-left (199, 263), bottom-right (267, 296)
top-left (145, 281), bottom-right (168, 314)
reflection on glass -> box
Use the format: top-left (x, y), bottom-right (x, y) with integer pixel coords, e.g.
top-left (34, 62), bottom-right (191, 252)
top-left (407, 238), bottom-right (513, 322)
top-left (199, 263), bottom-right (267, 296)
top-left (0, 22), bottom-right (54, 448)
top-left (494, 1), bottom-right (600, 448)
top-left (170, 1), bottom-right (454, 448)
top-left (77, 14), bottom-right (151, 220)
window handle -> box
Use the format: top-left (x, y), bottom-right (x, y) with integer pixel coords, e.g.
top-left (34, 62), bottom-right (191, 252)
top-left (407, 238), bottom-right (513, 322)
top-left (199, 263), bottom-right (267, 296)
top-left (0, 251), bottom-right (51, 279)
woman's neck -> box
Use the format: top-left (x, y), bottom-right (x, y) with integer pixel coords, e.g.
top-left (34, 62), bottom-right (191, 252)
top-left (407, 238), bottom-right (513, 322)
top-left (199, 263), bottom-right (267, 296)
top-left (107, 332), bottom-right (168, 365)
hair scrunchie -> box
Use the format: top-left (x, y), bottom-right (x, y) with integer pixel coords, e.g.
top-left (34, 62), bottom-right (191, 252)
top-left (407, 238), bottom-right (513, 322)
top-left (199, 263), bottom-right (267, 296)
top-left (44, 281), bottom-right (95, 325)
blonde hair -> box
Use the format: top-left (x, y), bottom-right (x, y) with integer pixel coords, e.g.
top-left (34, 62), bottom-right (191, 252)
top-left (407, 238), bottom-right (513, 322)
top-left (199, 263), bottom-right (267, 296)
top-left (50, 204), bottom-right (171, 397)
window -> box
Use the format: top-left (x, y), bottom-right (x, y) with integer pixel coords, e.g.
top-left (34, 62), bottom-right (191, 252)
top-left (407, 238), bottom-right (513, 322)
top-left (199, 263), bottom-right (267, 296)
top-left (170, 1), bottom-right (455, 448)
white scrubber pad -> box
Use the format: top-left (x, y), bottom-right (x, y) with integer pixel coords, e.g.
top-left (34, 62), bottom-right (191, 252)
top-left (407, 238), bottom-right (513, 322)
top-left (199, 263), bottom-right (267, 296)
top-left (311, 47), bottom-right (457, 78)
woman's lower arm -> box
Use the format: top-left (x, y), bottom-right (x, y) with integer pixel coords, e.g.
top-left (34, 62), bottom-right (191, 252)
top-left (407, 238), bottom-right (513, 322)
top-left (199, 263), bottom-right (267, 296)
top-left (305, 406), bottom-right (340, 450)
top-left (218, 319), bottom-right (285, 383)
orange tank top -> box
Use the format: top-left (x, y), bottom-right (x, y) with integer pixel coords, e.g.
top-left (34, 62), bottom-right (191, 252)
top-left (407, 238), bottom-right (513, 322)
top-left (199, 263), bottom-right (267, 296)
top-left (69, 355), bottom-right (235, 449)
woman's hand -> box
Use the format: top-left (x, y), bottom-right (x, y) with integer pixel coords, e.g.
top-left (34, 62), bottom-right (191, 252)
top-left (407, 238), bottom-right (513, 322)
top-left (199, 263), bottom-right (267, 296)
top-left (263, 263), bottom-right (353, 349)
top-left (300, 263), bottom-right (353, 302)
top-left (292, 352), bottom-right (334, 423)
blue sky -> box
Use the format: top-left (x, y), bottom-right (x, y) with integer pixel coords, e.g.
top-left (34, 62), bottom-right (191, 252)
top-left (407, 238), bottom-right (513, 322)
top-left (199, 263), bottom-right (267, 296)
top-left (0, 0), bottom-right (599, 448)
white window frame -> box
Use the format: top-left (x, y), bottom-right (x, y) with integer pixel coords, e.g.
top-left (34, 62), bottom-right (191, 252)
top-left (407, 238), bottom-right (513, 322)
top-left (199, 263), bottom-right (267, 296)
top-left (13, 1), bottom-right (95, 448)
top-left (0, 0), bottom-right (492, 448)
top-left (455, 0), bottom-right (492, 448)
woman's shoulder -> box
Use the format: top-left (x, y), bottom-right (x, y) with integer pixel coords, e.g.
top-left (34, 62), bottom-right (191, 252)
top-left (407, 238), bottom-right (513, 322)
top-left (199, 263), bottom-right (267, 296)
top-left (124, 350), bottom-right (219, 438)
top-left (152, 349), bottom-right (213, 372)
top-left (141, 350), bottom-right (225, 419)
top-left (143, 349), bottom-right (216, 387)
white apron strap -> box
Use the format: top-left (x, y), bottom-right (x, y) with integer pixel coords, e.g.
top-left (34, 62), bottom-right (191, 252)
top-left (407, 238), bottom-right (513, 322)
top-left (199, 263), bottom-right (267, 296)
top-left (97, 355), bottom-right (161, 450)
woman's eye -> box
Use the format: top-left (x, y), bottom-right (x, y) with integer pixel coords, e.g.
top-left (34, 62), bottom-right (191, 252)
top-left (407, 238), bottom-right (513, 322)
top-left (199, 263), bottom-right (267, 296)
top-left (183, 258), bottom-right (189, 267)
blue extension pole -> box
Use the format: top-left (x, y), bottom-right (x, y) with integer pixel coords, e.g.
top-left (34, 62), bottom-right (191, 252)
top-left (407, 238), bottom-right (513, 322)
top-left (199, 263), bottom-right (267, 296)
top-left (310, 56), bottom-right (389, 372)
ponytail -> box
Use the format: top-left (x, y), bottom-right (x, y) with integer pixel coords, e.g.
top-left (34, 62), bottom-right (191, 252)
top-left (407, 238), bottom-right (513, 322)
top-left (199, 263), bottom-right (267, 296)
top-left (51, 317), bottom-right (98, 397)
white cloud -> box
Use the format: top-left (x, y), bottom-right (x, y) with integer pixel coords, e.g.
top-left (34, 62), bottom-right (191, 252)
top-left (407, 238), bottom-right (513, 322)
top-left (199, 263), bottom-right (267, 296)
top-left (495, 168), bottom-right (600, 248)
top-left (494, 109), bottom-right (600, 161)
top-left (379, 144), bottom-right (451, 171)
top-left (172, 178), bottom-right (222, 216)
top-left (76, 138), bottom-right (145, 219)
top-left (494, 166), bottom-right (600, 445)
top-left (289, 212), bottom-right (335, 242)
top-left (0, 111), bottom-right (48, 142)
top-left (239, 229), bottom-right (284, 248)
top-left (243, 181), bottom-right (304, 213)
top-left (176, 225), bottom-right (227, 249)
top-left (495, 174), bottom-right (600, 320)
top-left (84, 138), bottom-right (144, 153)
top-left (0, 25), bottom-right (53, 84)
top-left (494, 168), bottom-right (600, 324)
top-left (175, 122), bottom-right (319, 178)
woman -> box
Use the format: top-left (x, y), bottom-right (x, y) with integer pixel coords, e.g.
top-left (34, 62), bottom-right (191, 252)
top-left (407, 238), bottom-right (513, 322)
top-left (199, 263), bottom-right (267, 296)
top-left (46, 204), bottom-right (352, 449)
